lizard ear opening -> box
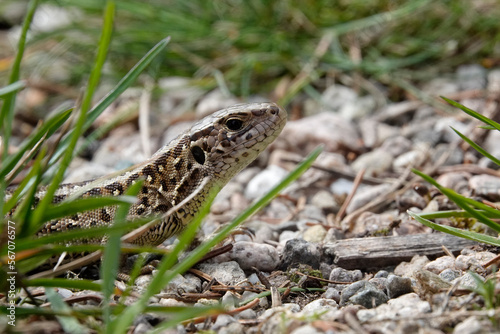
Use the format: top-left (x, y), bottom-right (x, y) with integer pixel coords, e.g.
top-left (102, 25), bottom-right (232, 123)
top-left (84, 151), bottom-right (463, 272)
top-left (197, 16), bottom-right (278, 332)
top-left (191, 145), bottom-right (205, 165)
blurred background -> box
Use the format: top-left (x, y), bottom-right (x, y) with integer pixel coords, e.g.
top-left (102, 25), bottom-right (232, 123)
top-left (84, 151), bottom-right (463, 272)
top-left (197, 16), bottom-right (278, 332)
top-left (1, 0), bottom-right (500, 122)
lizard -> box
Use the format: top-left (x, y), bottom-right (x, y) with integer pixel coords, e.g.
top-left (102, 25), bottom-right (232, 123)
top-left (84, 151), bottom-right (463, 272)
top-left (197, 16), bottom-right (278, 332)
top-left (5, 102), bottom-right (287, 273)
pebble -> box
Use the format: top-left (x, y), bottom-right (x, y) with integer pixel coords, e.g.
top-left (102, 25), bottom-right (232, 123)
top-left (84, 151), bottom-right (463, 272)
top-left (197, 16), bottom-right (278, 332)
top-left (357, 293), bottom-right (431, 322)
top-left (302, 224), bottom-right (327, 243)
top-left (196, 261), bottom-right (246, 285)
top-left (386, 274), bottom-right (413, 298)
top-left (453, 316), bottom-right (497, 334)
top-left (347, 283), bottom-right (389, 308)
top-left (346, 184), bottom-right (391, 214)
top-left (468, 174), bottom-right (500, 201)
top-left (244, 165), bottom-right (288, 199)
top-left (424, 256), bottom-right (455, 274)
top-left (456, 64), bottom-right (487, 90)
top-left (279, 239), bottom-right (321, 270)
top-left (329, 267), bottom-right (363, 284)
top-left (302, 298), bottom-right (339, 315)
top-left (277, 112), bottom-right (362, 154)
top-left (227, 241), bottom-right (279, 272)
top-left (351, 149), bottom-right (393, 177)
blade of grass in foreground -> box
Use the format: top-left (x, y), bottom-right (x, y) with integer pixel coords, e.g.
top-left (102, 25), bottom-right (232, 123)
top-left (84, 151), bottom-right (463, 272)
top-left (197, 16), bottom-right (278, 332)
top-left (451, 127), bottom-right (500, 167)
top-left (412, 169), bottom-right (500, 233)
top-left (45, 287), bottom-right (88, 334)
top-left (111, 145), bottom-right (323, 333)
top-left (442, 97), bottom-right (500, 132)
top-left (29, 1), bottom-right (116, 232)
top-left (408, 211), bottom-right (500, 246)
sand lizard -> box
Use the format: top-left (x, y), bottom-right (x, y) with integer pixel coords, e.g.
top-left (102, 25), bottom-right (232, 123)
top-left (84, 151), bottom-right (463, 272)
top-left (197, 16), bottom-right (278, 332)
top-left (6, 102), bottom-right (286, 268)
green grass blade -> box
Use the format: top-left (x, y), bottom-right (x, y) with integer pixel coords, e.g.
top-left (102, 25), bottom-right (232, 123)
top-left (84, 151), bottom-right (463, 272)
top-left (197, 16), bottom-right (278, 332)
top-left (30, 1), bottom-right (115, 229)
top-left (412, 169), bottom-right (500, 233)
top-left (111, 145), bottom-right (322, 332)
top-left (49, 36), bottom-right (171, 163)
top-left (451, 127), bottom-right (500, 167)
top-left (0, 108), bottom-right (72, 180)
top-left (45, 287), bottom-right (89, 334)
top-left (408, 211), bottom-right (500, 246)
top-left (0, 0), bottom-right (39, 158)
top-left (0, 81), bottom-right (26, 97)
top-left (102, 180), bottom-right (142, 331)
top-left (442, 97), bottom-right (500, 131)
top-left (417, 210), bottom-right (500, 220)
top-left (24, 278), bottom-right (102, 291)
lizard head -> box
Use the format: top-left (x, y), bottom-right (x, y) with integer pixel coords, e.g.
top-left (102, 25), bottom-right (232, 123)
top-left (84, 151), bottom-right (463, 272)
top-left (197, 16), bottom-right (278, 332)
top-left (188, 102), bottom-right (287, 179)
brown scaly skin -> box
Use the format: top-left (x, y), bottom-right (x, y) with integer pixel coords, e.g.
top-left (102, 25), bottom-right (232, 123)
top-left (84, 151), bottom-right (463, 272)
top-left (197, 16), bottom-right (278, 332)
top-left (6, 103), bottom-right (287, 250)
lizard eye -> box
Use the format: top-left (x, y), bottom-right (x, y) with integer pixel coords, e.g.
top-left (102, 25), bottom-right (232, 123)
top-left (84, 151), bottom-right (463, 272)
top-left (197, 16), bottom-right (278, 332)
top-left (225, 118), bottom-right (244, 131)
top-left (191, 145), bottom-right (205, 165)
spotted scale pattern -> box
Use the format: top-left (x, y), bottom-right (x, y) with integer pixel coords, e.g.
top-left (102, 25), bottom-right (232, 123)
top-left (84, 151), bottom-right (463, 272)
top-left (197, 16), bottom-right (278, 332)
top-left (7, 102), bottom-right (287, 249)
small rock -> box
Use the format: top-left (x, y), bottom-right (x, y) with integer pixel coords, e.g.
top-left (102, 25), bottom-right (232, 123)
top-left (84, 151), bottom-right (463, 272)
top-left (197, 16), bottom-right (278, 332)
top-left (455, 251), bottom-right (496, 273)
top-left (279, 239), bottom-right (321, 270)
top-left (469, 175), bottom-right (500, 201)
top-left (424, 256), bottom-right (455, 274)
top-left (244, 165), bottom-right (288, 199)
top-left (346, 184), bottom-right (391, 214)
top-left (197, 261), bottom-right (246, 285)
top-left (322, 288), bottom-right (341, 303)
top-left (453, 315), bottom-right (496, 334)
top-left (330, 179), bottom-right (355, 196)
top-left (162, 273), bottom-right (200, 294)
top-left (357, 293), bottom-right (431, 322)
top-left (277, 112), bottom-right (362, 154)
top-left (329, 268), bottom-right (363, 283)
top-left (380, 136), bottom-right (413, 157)
top-left (386, 274), bottom-right (413, 298)
top-left (488, 69), bottom-right (500, 94)
top-left (421, 78), bottom-right (459, 97)
top-left (228, 241), bottom-right (279, 272)
top-left (348, 284), bottom-right (389, 309)
top-left (195, 89), bottom-right (239, 117)
top-left (393, 143), bottom-right (429, 172)
top-left (290, 324), bottom-right (321, 334)
top-left (302, 298), bottom-right (339, 315)
top-left (211, 314), bottom-right (239, 332)
top-left (457, 272), bottom-right (484, 290)
top-left (302, 224), bottom-right (327, 243)
top-left (457, 64), bottom-right (487, 91)
top-left (339, 95), bottom-right (376, 120)
top-left (351, 149), bottom-right (393, 177)
top-left (439, 268), bottom-right (462, 282)
top-left (310, 190), bottom-right (339, 213)
top-left (431, 143), bottom-right (464, 166)
top-left (321, 84), bottom-right (358, 111)
top-left (375, 270), bottom-right (389, 278)
top-left (436, 172), bottom-right (470, 193)
top-left (368, 277), bottom-right (388, 291)
top-left (394, 255), bottom-right (430, 277)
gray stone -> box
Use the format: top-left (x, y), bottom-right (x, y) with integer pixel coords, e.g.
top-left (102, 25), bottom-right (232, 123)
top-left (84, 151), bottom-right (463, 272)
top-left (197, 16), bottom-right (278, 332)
top-left (488, 69), bottom-right (500, 94)
top-left (244, 165), bottom-right (288, 199)
top-left (310, 190), bottom-right (339, 213)
top-left (375, 270), bottom-right (389, 278)
top-left (197, 261), bottom-right (246, 285)
top-left (229, 241), bottom-right (279, 272)
top-left (368, 277), bottom-right (388, 291)
top-left (329, 267), bottom-right (363, 283)
top-left (380, 136), bottom-right (413, 157)
top-left (302, 224), bottom-right (327, 244)
top-left (302, 298), bottom-right (339, 315)
top-left (386, 274), bottom-right (413, 298)
top-left (163, 273), bottom-right (200, 294)
top-left (290, 325), bottom-right (322, 334)
top-left (351, 149), bottom-right (393, 177)
top-left (322, 287), bottom-right (341, 303)
top-left (357, 293), bottom-right (431, 322)
top-left (439, 268), bottom-right (462, 282)
top-left (330, 179), bottom-right (355, 196)
top-left (469, 175), bottom-right (500, 201)
top-left (348, 283), bottom-right (389, 308)
top-left (424, 256), bottom-right (455, 274)
top-left (457, 64), bottom-right (487, 91)
top-left (321, 84), bottom-right (358, 111)
top-left (339, 95), bottom-right (376, 120)
top-left (436, 172), bottom-right (470, 193)
top-left (422, 78), bottom-right (459, 97)
top-left (346, 184), bottom-right (392, 214)
top-left (394, 255), bottom-right (430, 277)
top-left (279, 239), bottom-right (321, 270)
top-left (453, 315), bottom-right (497, 334)
top-left (277, 112), bottom-right (362, 154)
